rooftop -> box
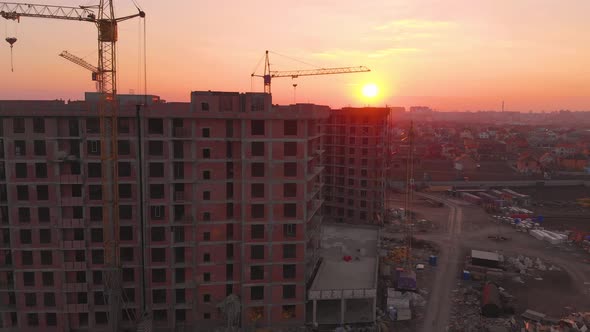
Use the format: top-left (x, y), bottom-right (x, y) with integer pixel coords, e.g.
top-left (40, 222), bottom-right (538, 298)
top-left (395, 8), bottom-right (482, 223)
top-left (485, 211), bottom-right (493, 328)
top-left (310, 224), bottom-right (379, 293)
top-left (471, 249), bottom-right (501, 262)
top-left (311, 258), bottom-right (377, 290)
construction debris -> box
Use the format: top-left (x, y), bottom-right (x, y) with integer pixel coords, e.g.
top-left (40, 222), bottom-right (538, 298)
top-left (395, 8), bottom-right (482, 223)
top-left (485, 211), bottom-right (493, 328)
top-left (522, 309), bottom-right (546, 322)
top-left (506, 255), bottom-right (548, 275)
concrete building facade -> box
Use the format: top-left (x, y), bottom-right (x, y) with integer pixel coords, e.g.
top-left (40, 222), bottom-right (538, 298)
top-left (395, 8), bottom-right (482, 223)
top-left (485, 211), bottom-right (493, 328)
top-left (323, 108), bottom-right (390, 225)
top-left (0, 92), bottom-right (329, 331)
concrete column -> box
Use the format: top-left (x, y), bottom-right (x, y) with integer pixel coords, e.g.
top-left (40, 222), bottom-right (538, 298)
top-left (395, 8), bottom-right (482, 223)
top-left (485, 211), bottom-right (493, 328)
top-left (340, 298), bottom-right (345, 325)
top-left (373, 296), bottom-right (377, 321)
top-left (313, 299), bottom-right (317, 325)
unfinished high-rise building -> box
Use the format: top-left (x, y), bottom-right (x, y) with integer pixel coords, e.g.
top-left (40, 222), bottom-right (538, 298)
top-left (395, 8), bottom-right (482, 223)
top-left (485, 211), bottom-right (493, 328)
top-left (0, 92), bottom-right (330, 331)
top-left (323, 107), bottom-right (390, 225)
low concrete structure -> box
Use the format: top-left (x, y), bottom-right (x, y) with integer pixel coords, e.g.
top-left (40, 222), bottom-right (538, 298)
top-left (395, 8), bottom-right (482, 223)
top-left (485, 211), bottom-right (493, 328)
top-left (471, 249), bottom-right (501, 268)
top-left (308, 224), bottom-right (379, 326)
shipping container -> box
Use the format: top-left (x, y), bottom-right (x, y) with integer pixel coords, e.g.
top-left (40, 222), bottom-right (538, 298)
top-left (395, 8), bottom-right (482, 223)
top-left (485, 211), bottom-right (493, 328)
top-left (481, 283), bottom-right (501, 317)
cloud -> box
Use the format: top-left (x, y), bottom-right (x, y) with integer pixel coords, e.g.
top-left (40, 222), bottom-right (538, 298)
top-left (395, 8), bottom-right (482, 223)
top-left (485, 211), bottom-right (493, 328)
top-left (361, 32), bottom-right (435, 43)
top-left (311, 50), bottom-right (359, 58)
top-left (368, 47), bottom-right (421, 58)
top-left (374, 19), bottom-right (455, 31)
top-left (305, 19), bottom-right (451, 61)
top-left (312, 47), bottom-right (420, 59)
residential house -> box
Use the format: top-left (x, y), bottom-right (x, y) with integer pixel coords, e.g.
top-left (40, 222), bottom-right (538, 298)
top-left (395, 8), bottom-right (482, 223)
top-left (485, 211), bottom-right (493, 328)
top-left (460, 128), bottom-right (474, 140)
top-left (539, 152), bottom-right (557, 170)
top-left (477, 141), bottom-right (508, 161)
top-left (442, 143), bottom-right (461, 160)
top-left (478, 131), bottom-right (490, 139)
top-left (506, 136), bottom-right (529, 154)
top-left (553, 143), bottom-right (577, 157)
top-left (560, 155), bottom-right (589, 171)
top-left (425, 144), bottom-right (443, 159)
top-left (516, 153), bottom-right (541, 174)
top-left (454, 154), bottom-right (478, 171)
top-left (463, 138), bottom-right (479, 156)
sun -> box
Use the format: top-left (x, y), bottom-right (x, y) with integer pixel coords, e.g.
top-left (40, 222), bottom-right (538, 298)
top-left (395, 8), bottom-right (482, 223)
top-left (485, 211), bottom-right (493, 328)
top-left (362, 83), bottom-right (378, 98)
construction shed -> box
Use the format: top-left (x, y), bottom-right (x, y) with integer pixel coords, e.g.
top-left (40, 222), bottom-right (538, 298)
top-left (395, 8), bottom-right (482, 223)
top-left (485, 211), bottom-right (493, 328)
top-left (396, 270), bottom-right (417, 291)
top-left (471, 250), bottom-right (501, 269)
top-left (481, 283), bottom-right (502, 318)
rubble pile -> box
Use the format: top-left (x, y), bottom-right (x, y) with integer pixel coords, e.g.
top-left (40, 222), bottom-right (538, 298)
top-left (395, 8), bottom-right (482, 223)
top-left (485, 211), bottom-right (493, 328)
top-left (448, 284), bottom-right (485, 331)
top-left (448, 283), bottom-right (521, 332)
top-left (506, 255), bottom-right (552, 275)
top-left (520, 311), bottom-right (590, 331)
top-left (447, 278), bottom-right (590, 332)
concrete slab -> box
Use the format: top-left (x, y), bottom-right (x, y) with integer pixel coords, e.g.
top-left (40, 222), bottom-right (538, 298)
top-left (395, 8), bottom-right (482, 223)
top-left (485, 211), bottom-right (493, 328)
top-left (320, 224), bottom-right (379, 258)
top-left (310, 224), bottom-right (379, 291)
top-left (311, 257), bottom-right (376, 290)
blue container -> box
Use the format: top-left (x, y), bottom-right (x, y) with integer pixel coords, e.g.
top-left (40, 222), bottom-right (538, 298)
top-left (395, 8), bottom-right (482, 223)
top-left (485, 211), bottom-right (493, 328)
top-left (388, 306), bottom-right (397, 321)
top-left (462, 270), bottom-right (471, 280)
top-left (429, 255), bottom-right (438, 266)
top-left (395, 267), bottom-right (404, 280)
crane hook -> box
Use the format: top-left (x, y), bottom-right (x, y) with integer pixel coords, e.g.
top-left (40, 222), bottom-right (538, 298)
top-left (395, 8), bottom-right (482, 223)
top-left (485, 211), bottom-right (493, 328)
top-left (5, 37), bottom-right (17, 72)
top-left (5, 37), bottom-right (17, 46)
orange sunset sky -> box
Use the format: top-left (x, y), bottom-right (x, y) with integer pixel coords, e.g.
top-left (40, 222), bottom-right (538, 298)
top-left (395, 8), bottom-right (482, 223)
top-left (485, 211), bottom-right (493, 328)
top-left (1, 0), bottom-right (589, 111)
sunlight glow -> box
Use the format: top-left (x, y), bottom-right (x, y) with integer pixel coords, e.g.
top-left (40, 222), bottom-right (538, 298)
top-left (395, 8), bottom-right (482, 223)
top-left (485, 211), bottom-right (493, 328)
top-left (362, 84), bottom-right (378, 98)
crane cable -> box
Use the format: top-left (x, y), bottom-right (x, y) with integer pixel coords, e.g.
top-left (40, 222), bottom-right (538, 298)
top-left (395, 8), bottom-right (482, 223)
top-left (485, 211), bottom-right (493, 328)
top-left (250, 53), bottom-right (266, 92)
top-left (130, 0), bottom-right (146, 101)
top-left (4, 17), bottom-right (18, 72)
top-left (136, 17), bottom-right (140, 95)
top-left (268, 50), bottom-right (355, 90)
top-left (8, 41), bottom-right (14, 72)
top-left (269, 50), bottom-right (321, 69)
top-left (143, 15), bottom-right (147, 104)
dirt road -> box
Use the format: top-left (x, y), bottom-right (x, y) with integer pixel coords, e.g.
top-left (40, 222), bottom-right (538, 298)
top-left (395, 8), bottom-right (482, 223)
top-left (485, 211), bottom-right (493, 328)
top-left (418, 193), bottom-right (463, 332)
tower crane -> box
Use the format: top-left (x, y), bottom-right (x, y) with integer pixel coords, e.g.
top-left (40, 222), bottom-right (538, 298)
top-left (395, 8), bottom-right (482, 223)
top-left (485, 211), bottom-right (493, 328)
top-left (251, 50), bottom-right (370, 94)
top-left (1, 2), bottom-right (145, 331)
top-left (59, 51), bottom-right (100, 91)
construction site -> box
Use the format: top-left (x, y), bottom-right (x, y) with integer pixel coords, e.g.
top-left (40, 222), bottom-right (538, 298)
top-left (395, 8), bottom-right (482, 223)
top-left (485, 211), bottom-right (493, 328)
top-left (1, 1), bottom-right (589, 332)
top-left (0, 1), bottom-right (391, 331)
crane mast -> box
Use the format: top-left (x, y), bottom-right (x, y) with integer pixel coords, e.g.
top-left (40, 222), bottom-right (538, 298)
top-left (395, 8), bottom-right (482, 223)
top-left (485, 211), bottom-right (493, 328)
top-left (251, 50), bottom-right (370, 94)
top-left (96, 2), bottom-right (121, 330)
top-left (1, 2), bottom-right (145, 331)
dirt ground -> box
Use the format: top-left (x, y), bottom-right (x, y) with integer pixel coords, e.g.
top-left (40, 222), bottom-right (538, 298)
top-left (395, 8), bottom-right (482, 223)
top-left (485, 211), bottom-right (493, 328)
top-left (385, 193), bottom-right (448, 235)
top-left (501, 270), bottom-right (581, 317)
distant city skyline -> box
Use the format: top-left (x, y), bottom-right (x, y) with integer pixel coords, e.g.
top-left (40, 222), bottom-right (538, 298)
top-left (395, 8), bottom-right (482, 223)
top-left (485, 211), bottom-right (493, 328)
top-left (0, 0), bottom-right (589, 111)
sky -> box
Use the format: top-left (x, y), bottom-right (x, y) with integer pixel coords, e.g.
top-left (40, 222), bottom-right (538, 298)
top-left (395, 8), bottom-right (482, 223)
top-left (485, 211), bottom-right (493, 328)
top-left (0, 0), bottom-right (589, 111)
